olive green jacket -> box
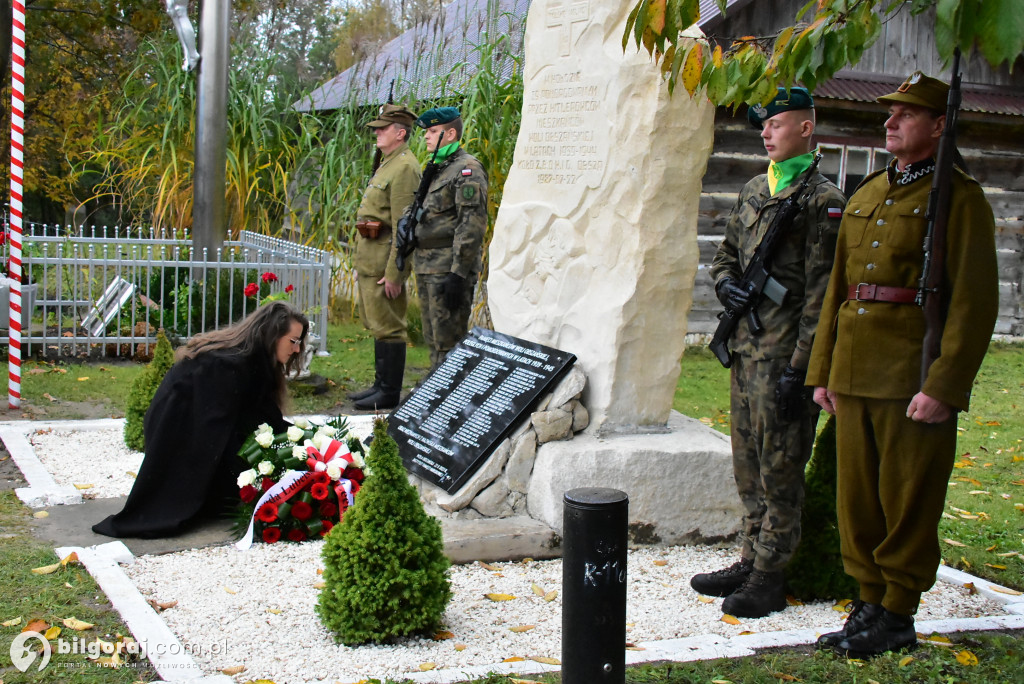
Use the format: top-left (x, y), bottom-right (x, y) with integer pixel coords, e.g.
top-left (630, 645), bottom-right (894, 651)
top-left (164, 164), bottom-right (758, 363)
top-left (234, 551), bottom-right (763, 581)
top-left (353, 143), bottom-right (421, 282)
top-left (806, 166), bottom-right (999, 411)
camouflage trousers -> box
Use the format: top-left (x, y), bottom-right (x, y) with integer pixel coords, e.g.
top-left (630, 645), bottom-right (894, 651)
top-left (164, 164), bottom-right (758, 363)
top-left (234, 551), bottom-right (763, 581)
top-left (729, 354), bottom-right (818, 573)
top-left (416, 273), bottom-right (476, 370)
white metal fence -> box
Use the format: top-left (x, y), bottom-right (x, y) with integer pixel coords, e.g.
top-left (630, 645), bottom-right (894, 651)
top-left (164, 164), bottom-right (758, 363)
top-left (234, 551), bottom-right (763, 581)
top-left (1, 223), bottom-right (331, 358)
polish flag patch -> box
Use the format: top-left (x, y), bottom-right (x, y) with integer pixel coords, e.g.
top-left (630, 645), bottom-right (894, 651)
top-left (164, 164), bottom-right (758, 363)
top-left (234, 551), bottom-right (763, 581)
top-left (828, 207), bottom-right (843, 219)
top-left (462, 168), bottom-right (473, 176)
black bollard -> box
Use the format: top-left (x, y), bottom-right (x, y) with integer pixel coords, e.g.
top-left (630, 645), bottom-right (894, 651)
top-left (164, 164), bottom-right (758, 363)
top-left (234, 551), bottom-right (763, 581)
top-left (562, 487), bottom-right (628, 684)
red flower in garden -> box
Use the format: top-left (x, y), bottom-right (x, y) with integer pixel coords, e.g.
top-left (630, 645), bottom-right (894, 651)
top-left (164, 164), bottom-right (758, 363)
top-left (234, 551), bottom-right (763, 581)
top-left (262, 527), bottom-right (282, 543)
top-left (261, 477), bottom-right (274, 492)
top-left (342, 466), bottom-right (364, 484)
top-left (261, 271), bottom-right (279, 283)
top-left (318, 501), bottom-right (337, 518)
top-left (244, 282), bottom-right (259, 297)
top-left (287, 529), bottom-right (307, 542)
top-left (239, 485), bottom-right (258, 503)
top-left (285, 284), bottom-right (294, 293)
top-left (320, 520), bottom-right (334, 536)
top-left (310, 482), bottom-right (329, 500)
top-left (291, 500), bottom-right (313, 521)
top-left (255, 502), bottom-right (278, 523)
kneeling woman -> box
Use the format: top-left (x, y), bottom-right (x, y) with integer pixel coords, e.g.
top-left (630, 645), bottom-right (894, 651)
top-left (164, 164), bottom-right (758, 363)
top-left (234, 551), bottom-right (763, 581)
top-left (94, 302), bottom-right (308, 538)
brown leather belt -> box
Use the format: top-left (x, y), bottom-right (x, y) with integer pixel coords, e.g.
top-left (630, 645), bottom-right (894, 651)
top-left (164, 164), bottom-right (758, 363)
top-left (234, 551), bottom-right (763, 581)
top-left (355, 220), bottom-right (387, 239)
top-left (847, 283), bottom-right (919, 304)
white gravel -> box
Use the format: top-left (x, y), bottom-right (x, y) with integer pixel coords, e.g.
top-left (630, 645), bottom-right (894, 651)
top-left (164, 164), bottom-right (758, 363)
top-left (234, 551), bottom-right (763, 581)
top-left (122, 542), bottom-right (1005, 684)
top-left (29, 427), bottom-right (144, 499)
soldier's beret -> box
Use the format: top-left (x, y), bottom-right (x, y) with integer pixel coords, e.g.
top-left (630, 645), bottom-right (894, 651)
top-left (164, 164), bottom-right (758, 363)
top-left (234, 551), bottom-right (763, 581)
top-left (877, 72), bottom-right (949, 113)
top-left (366, 104), bottom-right (417, 129)
top-left (747, 87), bottom-right (814, 129)
top-left (416, 106), bottom-right (461, 129)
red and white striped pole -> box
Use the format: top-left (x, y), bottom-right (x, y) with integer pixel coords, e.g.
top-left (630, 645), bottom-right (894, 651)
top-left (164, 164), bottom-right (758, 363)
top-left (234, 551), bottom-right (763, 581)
top-left (8, 0), bottom-right (26, 408)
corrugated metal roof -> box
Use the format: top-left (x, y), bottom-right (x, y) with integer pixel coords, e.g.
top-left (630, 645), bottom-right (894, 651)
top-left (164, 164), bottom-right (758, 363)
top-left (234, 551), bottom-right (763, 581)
top-left (815, 73), bottom-right (1024, 117)
top-left (296, 0), bottom-right (752, 111)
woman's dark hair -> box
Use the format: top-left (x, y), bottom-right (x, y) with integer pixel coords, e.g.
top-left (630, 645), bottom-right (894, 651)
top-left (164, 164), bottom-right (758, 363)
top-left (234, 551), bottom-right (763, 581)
top-left (176, 301), bottom-right (309, 407)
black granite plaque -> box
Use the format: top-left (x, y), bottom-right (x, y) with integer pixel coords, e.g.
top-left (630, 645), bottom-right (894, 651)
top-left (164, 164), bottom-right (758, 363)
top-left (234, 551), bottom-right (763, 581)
top-left (388, 327), bottom-right (576, 493)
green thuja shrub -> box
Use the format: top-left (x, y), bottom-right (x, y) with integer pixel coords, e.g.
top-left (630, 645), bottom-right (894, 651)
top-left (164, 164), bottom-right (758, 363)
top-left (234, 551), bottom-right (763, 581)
top-left (787, 415), bottom-right (859, 600)
top-left (123, 330), bottom-right (174, 451)
top-left (317, 418), bottom-right (451, 644)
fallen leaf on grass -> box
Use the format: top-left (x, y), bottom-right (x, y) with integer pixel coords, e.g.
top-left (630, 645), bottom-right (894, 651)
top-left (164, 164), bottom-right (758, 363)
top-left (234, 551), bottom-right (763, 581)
top-left (920, 633), bottom-right (952, 644)
top-left (62, 617), bottom-right (94, 630)
top-left (985, 563), bottom-right (1007, 570)
top-left (955, 650), bottom-right (979, 666)
top-left (220, 665), bottom-right (246, 675)
top-left (485, 593), bottom-right (515, 601)
top-left (772, 674), bottom-right (799, 681)
top-left (529, 655), bottom-right (560, 665)
top-left (968, 490), bottom-right (990, 495)
top-left (23, 619), bottom-right (48, 633)
top-left (60, 552), bottom-right (78, 567)
top-left (2, 617), bottom-right (22, 627)
top-left (990, 586), bottom-right (1023, 596)
top-left (899, 655), bottom-right (915, 667)
top-left (32, 562), bottom-right (61, 575)
top-left (510, 679), bottom-right (544, 684)
top-left (510, 625), bottom-right (535, 633)
top-left (943, 538), bottom-right (966, 547)
top-left (43, 625), bottom-right (60, 640)
top-left (77, 377), bottom-right (89, 382)
top-left (711, 680), bottom-right (734, 684)
top-left (43, 393), bottom-right (57, 402)
top-left (721, 614), bottom-right (741, 625)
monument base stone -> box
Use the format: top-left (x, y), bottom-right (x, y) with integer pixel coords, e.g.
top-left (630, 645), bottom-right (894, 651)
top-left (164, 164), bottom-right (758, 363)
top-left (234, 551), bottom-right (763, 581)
top-left (527, 411), bottom-right (741, 545)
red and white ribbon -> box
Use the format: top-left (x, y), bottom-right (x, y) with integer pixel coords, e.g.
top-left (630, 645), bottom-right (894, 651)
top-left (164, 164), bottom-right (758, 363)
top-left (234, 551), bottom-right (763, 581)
top-left (235, 470), bottom-right (315, 550)
top-left (8, 0), bottom-right (26, 408)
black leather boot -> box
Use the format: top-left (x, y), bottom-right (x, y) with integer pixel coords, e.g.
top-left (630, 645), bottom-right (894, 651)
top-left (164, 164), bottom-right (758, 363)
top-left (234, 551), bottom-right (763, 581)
top-left (816, 601), bottom-right (883, 650)
top-left (353, 341), bottom-right (405, 410)
top-left (721, 568), bottom-right (787, 618)
top-left (690, 557), bottom-right (753, 597)
top-left (833, 608), bottom-right (916, 659)
top-left (347, 339), bottom-right (385, 401)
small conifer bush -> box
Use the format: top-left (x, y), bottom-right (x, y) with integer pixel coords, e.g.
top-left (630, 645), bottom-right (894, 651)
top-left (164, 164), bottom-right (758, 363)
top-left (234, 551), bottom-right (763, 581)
top-left (123, 329), bottom-right (174, 452)
top-left (787, 415), bottom-right (859, 600)
top-left (317, 418), bottom-right (451, 644)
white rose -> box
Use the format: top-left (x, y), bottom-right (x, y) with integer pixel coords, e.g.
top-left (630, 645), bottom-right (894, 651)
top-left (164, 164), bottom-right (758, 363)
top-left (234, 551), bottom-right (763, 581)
top-left (287, 425), bottom-right (305, 443)
top-left (311, 431), bottom-right (328, 453)
top-left (292, 445), bottom-right (306, 459)
top-left (350, 451), bottom-right (365, 468)
top-left (255, 432), bottom-right (274, 448)
top-left (325, 462), bottom-right (342, 480)
top-left (255, 423), bottom-right (273, 435)
top-left (319, 425), bottom-right (337, 437)
top-left (257, 460), bottom-right (274, 476)
top-left (293, 417), bottom-right (310, 429)
top-left (236, 469), bottom-right (257, 488)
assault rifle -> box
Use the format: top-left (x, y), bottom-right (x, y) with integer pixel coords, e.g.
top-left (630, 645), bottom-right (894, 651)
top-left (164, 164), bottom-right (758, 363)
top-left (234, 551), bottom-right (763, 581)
top-left (918, 48), bottom-right (962, 386)
top-left (708, 153), bottom-right (822, 368)
top-left (394, 139), bottom-right (444, 271)
top-left (369, 79), bottom-right (395, 176)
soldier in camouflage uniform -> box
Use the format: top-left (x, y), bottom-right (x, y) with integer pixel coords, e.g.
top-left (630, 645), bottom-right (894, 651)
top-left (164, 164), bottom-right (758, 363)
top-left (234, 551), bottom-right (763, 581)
top-left (407, 107), bottom-right (489, 370)
top-left (690, 87), bottom-right (846, 618)
top-left (348, 104), bottom-right (422, 410)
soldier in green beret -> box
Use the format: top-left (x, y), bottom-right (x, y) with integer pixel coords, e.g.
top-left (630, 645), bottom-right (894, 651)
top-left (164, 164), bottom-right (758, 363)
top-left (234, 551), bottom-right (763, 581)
top-left (690, 86), bottom-right (846, 618)
top-left (405, 106), bottom-right (489, 369)
top-left (808, 72), bottom-right (999, 658)
top-left (347, 104), bottom-right (422, 410)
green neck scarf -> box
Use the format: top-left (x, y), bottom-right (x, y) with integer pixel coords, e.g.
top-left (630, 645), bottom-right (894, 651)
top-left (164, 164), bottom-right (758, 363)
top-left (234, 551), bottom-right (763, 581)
top-left (431, 141), bottom-right (460, 164)
top-left (767, 150), bottom-right (816, 196)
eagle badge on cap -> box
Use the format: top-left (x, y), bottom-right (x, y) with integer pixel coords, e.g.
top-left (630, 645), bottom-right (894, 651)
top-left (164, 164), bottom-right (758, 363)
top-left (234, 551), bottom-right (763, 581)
top-left (898, 72), bottom-right (923, 93)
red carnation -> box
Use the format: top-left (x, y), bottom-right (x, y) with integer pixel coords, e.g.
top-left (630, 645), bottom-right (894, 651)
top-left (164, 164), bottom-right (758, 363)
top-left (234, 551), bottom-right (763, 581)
top-left (255, 502), bottom-right (278, 523)
top-left (262, 527), bottom-right (281, 543)
top-left (244, 282), bottom-right (259, 297)
top-left (320, 520), bottom-right (334, 536)
top-left (318, 501), bottom-right (338, 518)
top-left (261, 477), bottom-right (275, 492)
top-left (310, 482), bottom-right (329, 501)
top-left (261, 271), bottom-right (279, 283)
top-left (342, 466), bottom-right (364, 484)
top-left (291, 500), bottom-right (313, 521)
top-left (285, 284), bottom-right (294, 293)
top-left (287, 528), bottom-right (307, 542)
top-left (312, 471), bottom-right (331, 486)
top-left (239, 485), bottom-right (258, 503)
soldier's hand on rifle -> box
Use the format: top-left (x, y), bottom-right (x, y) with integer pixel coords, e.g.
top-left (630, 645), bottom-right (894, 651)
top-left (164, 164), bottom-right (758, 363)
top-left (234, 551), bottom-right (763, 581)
top-left (716, 277), bottom-right (753, 312)
top-left (441, 272), bottom-right (467, 310)
top-left (775, 365), bottom-right (807, 422)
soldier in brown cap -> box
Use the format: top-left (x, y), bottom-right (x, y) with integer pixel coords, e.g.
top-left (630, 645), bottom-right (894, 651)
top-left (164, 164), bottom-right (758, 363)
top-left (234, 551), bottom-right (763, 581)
top-left (807, 72), bottom-right (999, 658)
top-left (348, 104), bottom-right (422, 410)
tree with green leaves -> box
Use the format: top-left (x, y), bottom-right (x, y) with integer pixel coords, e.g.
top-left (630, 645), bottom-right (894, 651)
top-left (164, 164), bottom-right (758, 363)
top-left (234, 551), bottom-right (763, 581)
top-left (623, 0), bottom-right (1024, 104)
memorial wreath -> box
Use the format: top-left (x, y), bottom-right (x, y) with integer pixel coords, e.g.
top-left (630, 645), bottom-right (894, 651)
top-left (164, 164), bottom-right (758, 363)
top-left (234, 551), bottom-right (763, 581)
top-left (234, 417), bottom-right (366, 547)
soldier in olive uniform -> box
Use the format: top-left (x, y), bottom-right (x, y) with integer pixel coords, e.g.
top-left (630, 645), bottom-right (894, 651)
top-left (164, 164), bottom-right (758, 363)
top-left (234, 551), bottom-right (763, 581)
top-left (407, 107), bottom-right (489, 370)
top-left (690, 88), bottom-right (846, 618)
top-left (808, 73), bottom-right (998, 658)
top-left (348, 104), bottom-right (422, 410)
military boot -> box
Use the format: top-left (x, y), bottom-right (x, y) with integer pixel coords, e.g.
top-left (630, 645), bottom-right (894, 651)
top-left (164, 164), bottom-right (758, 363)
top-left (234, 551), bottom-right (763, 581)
top-left (353, 341), bottom-right (406, 411)
top-left (833, 608), bottom-right (916, 659)
top-left (721, 569), bottom-right (786, 618)
top-left (347, 340), bottom-right (385, 401)
top-left (689, 558), bottom-right (753, 597)
top-left (816, 601), bottom-right (883, 650)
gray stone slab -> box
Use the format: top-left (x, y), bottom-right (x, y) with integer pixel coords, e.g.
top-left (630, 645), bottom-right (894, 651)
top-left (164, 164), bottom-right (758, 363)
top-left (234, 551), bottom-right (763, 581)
top-left (440, 515), bottom-right (560, 564)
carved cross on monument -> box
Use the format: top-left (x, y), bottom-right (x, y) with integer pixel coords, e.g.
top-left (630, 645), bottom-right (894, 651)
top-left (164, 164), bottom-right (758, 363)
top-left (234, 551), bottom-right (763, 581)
top-left (546, 0), bottom-right (590, 57)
